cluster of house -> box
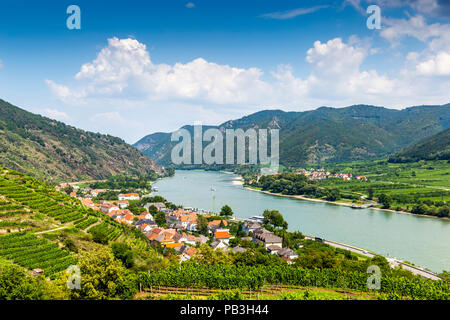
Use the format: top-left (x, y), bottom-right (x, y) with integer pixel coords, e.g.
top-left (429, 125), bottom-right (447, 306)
top-left (248, 169), bottom-right (367, 184)
top-left (56, 184), bottom-right (302, 263)
top-left (295, 168), bottom-right (368, 181)
top-left (241, 219), bottom-right (300, 263)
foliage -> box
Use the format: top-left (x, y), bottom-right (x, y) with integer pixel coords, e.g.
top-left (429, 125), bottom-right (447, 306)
top-left (111, 242), bottom-right (134, 269)
top-left (263, 209), bottom-right (288, 229)
top-left (0, 264), bottom-right (45, 300)
top-left (220, 205), bottom-right (234, 217)
top-left (63, 248), bottom-right (138, 300)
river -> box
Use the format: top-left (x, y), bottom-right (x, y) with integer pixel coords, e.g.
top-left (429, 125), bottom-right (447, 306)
top-left (153, 170), bottom-right (450, 273)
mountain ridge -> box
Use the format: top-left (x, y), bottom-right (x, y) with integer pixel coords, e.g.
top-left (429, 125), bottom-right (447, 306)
top-left (0, 99), bottom-right (161, 182)
top-left (134, 103), bottom-right (450, 166)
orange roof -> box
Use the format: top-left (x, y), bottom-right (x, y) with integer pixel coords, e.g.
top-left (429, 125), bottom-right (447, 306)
top-left (208, 220), bottom-right (228, 226)
top-left (165, 242), bottom-right (184, 249)
top-left (180, 213), bottom-right (197, 223)
top-left (214, 231), bottom-right (231, 239)
top-left (184, 247), bottom-right (197, 256)
top-left (121, 193), bottom-right (139, 197)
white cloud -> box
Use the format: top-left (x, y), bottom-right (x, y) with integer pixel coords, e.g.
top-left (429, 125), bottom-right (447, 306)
top-left (47, 37), bottom-right (397, 108)
top-left (0, 59), bottom-right (3, 69)
top-left (185, 2), bottom-right (195, 9)
top-left (381, 15), bottom-right (450, 46)
top-left (42, 108), bottom-right (69, 121)
top-left (46, 36), bottom-right (450, 141)
top-left (260, 6), bottom-right (329, 20)
top-left (305, 38), bottom-right (394, 98)
top-left (381, 15), bottom-right (450, 77)
top-left (417, 51), bottom-right (450, 75)
top-left (48, 37), bottom-right (276, 105)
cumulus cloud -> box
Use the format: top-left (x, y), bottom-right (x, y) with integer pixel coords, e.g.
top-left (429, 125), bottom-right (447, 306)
top-left (46, 35), bottom-right (450, 132)
top-left (48, 37), bottom-right (276, 105)
top-left (47, 37), bottom-right (399, 108)
top-left (42, 108), bottom-right (69, 121)
top-left (185, 2), bottom-right (195, 9)
top-left (417, 51), bottom-right (450, 75)
top-left (305, 38), bottom-right (394, 99)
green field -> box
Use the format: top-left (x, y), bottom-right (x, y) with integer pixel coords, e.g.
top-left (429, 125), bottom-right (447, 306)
top-left (317, 159), bottom-right (449, 215)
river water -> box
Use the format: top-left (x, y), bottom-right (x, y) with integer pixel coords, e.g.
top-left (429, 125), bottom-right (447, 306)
top-left (153, 170), bottom-right (450, 273)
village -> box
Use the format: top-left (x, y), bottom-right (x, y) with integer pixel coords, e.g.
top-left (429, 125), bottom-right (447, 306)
top-left (251, 168), bottom-right (367, 183)
top-left (54, 184), bottom-right (301, 264)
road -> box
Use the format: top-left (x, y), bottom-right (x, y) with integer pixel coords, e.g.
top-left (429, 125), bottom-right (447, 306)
top-left (304, 236), bottom-right (441, 280)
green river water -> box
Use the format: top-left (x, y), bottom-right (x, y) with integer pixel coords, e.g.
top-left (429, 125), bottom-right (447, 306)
top-left (153, 170), bottom-right (450, 273)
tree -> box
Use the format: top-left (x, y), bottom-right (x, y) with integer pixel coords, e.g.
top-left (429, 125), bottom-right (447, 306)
top-left (91, 228), bottom-right (109, 245)
top-left (63, 248), bottom-right (138, 300)
top-left (263, 209), bottom-right (288, 229)
top-left (220, 205), bottom-right (234, 217)
top-left (325, 188), bottom-right (340, 201)
top-left (155, 211), bottom-right (167, 227)
top-left (147, 205), bottom-right (158, 215)
top-left (197, 214), bottom-right (208, 235)
top-left (111, 242), bottom-right (134, 269)
top-left (0, 265), bottom-right (45, 300)
top-left (367, 187), bottom-right (374, 200)
top-left (378, 194), bottom-right (391, 209)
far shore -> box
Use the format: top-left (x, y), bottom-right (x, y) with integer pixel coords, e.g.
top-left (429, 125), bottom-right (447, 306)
top-left (242, 186), bottom-right (450, 222)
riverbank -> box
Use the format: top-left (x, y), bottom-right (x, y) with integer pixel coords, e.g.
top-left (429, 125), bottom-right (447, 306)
top-left (243, 185), bottom-right (450, 221)
top-left (153, 170), bottom-right (450, 273)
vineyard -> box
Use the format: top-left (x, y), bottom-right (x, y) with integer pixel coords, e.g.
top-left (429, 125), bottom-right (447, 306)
top-left (88, 222), bottom-right (122, 242)
top-left (0, 232), bottom-right (77, 276)
top-left (138, 264), bottom-right (450, 300)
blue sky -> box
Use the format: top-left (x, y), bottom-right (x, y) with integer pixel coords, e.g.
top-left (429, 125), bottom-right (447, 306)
top-left (0, 0), bottom-right (449, 143)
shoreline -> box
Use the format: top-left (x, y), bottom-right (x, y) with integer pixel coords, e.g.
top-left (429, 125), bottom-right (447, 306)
top-left (242, 186), bottom-right (450, 222)
top-left (156, 170), bottom-right (444, 277)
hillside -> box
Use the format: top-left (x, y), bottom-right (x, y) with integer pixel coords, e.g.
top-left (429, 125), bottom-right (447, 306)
top-left (0, 99), bottom-right (161, 182)
top-left (0, 166), bottom-right (157, 277)
top-left (134, 104), bottom-right (450, 167)
top-left (389, 128), bottom-right (450, 162)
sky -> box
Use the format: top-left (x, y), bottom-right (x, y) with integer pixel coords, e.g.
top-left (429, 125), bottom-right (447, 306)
top-left (0, 0), bottom-right (449, 143)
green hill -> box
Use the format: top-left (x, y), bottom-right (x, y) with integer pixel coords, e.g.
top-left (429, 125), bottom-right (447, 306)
top-left (0, 166), bottom-right (157, 277)
top-left (134, 104), bottom-right (450, 167)
top-left (389, 128), bottom-right (450, 162)
top-left (0, 99), bottom-right (161, 182)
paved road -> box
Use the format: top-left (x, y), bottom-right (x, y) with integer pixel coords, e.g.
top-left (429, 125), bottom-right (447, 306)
top-left (304, 236), bottom-right (441, 280)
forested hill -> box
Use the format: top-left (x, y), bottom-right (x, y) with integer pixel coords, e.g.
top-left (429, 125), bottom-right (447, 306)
top-left (0, 99), bottom-right (161, 182)
top-left (389, 128), bottom-right (450, 162)
top-left (134, 104), bottom-right (450, 167)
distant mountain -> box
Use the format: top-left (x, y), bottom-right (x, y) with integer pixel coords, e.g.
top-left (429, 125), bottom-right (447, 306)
top-left (0, 99), bottom-right (161, 182)
top-left (134, 104), bottom-right (450, 167)
top-left (389, 128), bottom-right (450, 162)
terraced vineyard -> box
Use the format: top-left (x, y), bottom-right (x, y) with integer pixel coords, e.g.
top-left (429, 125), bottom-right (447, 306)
top-left (0, 232), bottom-right (76, 276)
top-left (0, 166), bottom-right (158, 281)
top-left (88, 222), bottom-right (123, 242)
